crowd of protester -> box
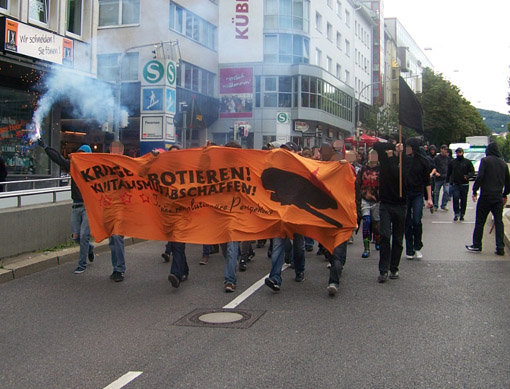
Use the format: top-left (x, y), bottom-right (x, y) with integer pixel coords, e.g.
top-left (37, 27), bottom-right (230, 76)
top-left (38, 135), bottom-right (509, 296)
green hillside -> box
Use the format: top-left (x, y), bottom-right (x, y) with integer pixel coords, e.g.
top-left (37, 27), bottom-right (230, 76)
top-left (477, 108), bottom-right (510, 133)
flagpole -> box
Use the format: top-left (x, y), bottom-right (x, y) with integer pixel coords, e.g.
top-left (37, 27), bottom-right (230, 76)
top-left (399, 124), bottom-right (403, 197)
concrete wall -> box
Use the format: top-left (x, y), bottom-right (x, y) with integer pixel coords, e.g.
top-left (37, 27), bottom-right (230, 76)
top-left (0, 201), bottom-right (72, 259)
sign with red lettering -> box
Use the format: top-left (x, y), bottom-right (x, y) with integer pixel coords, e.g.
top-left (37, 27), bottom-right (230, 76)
top-left (218, 0), bottom-right (263, 63)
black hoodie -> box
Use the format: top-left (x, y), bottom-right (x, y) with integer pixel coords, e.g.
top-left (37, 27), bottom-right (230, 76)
top-left (472, 142), bottom-right (510, 197)
top-left (404, 138), bottom-right (431, 193)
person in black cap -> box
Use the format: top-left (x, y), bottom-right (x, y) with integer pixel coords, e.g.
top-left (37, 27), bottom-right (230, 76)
top-left (38, 139), bottom-right (95, 274)
top-left (466, 142), bottom-right (510, 255)
top-left (447, 147), bottom-right (474, 221)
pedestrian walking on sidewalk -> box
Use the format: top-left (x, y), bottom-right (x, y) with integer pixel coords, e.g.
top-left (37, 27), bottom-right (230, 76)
top-left (466, 142), bottom-right (510, 255)
top-left (447, 147), bottom-right (474, 221)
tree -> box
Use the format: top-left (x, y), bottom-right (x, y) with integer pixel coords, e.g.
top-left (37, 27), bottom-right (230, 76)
top-left (420, 68), bottom-right (490, 146)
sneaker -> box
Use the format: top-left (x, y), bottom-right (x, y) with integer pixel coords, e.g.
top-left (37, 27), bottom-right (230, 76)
top-left (248, 249), bottom-right (256, 261)
top-left (224, 283), bottom-right (236, 293)
top-left (465, 245), bottom-right (481, 252)
top-left (348, 236), bottom-right (354, 244)
top-left (495, 249), bottom-right (505, 256)
top-left (161, 253), bottom-right (171, 263)
top-left (327, 284), bottom-right (338, 296)
top-left (305, 245), bottom-right (313, 252)
top-left (441, 206), bottom-right (448, 211)
top-left (168, 274), bottom-right (180, 288)
top-left (88, 250), bottom-right (95, 262)
top-left (239, 259), bottom-right (247, 272)
top-left (453, 215), bottom-right (459, 221)
top-left (460, 215), bottom-right (465, 221)
top-left (181, 274), bottom-right (189, 281)
top-left (389, 271), bottom-right (399, 280)
top-left (430, 207), bottom-right (435, 214)
top-left (377, 272), bottom-right (388, 283)
top-left (406, 252), bottom-right (415, 260)
top-left (295, 272), bottom-right (305, 282)
top-left (74, 266), bottom-right (86, 274)
top-left (414, 250), bottom-right (423, 259)
top-left (264, 277), bottom-right (280, 292)
top-left (199, 255), bottom-right (209, 265)
top-left (111, 271), bottom-right (124, 282)
top-left (361, 250), bottom-right (370, 258)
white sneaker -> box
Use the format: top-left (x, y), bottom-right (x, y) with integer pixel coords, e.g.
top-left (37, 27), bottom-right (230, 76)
top-left (327, 284), bottom-right (338, 296)
top-left (414, 250), bottom-right (423, 259)
top-left (406, 254), bottom-right (415, 259)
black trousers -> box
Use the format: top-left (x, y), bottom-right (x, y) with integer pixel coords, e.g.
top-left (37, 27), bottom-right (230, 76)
top-left (473, 195), bottom-right (504, 251)
top-left (378, 202), bottom-right (406, 274)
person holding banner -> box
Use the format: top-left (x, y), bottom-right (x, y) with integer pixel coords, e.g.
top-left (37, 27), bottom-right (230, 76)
top-left (38, 139), bottom-right (95, 274)
top-left (265, 141), bottom-right (307, 292)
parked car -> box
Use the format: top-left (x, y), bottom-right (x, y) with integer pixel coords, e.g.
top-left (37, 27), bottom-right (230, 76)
top-left (463, 150), bottom-right (485, 179)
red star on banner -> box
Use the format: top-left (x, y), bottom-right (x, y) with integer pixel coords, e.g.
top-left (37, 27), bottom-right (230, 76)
top-left (140, 193), bottom-right (150, 203)
top-left (100, 194), bottom-right (112, 208)
top-left (120, 192), bottom-right (132, 204)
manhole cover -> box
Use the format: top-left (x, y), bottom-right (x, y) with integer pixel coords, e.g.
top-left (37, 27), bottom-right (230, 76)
top-left (174, 308), bottom-right (265, 329)
top-left (199, 312), bottom-right (244, 323)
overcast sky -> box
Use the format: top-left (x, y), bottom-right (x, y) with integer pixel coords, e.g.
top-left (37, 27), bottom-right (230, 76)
top-left (383, 0), bottom-right (510, 115)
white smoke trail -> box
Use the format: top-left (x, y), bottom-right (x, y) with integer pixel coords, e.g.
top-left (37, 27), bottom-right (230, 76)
top-left (31, 68), bottom-right (116, 139)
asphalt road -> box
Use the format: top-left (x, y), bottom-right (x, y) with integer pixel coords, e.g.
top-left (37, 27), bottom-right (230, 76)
top-left (1, 199), bottom-right (509, 388)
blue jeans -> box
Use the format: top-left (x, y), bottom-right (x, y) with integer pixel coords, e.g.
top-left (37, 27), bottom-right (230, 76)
top-left (109, 235), bottom-right (125, 273)
top-left (433, 178), bottom-right (449, 209)
top-left (70, 205), bottom-right (94, 269)
top-left (269, 234), bottom-right (305, 285)
top-left (202, 245), bottom-right (211, 256)
top-left (220, 242), bottom-right (238, 284)
top-left (405, 191), bottom-right (424, 255)
top-left (451, 183), bottom-right (469, 217)
top-left (379, 202), bottom-right (406, 274)
top-left (304, 237), bottom-right (314, 249)
top-left (166, 242), bottom-right (188, 281)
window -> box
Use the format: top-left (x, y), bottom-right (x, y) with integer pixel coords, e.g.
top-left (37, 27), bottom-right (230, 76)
top-left (336, 1), bottom-right (342, 17)
top-left (29, 0), bottom-right (49, 24)
top-left (177, 62), bottom-right (215, 96)
top-left (327, 56), bottom-right (332, 73)
top-left (327, 22), bottom-right (332, 41)
top-left (336, 64), bottom-right (341, 79)
top-left (0, 1), bottom-right (7, 10)
top-left (336, 32), bottom-right (342, 50)
top-left (264, 77), bottom-right (277, 107)
top-left (97, 52), bottom-right (139, 82)
top-left (345, 39), bottom-right (350, 56)
top-left (315, 48), bottom-right (321, 67)
top-left (300, 75), bottom-right (352, 120)
top-left (279, 77), bottom-right (292, 107)
top-left (315, 11), bottom-right (322, 32)
top-left (327, 0), bottom-right (333, 8)
top-left (264, 0), bottom-right (310, 32)
top-left (67, 0), bottom-right (82, 35)
top-left (169, 2), bottom-right (217, 50)
top-left (99, 0), bottom-right (140, 27)
top-left (345, 70), bottom-right (350, 84)
top-left (345, 10), bottom-right (350, 27)
top-left (264, 33), bottom-right (309, 64)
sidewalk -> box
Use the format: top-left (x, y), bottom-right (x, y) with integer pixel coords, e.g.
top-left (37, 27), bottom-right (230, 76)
top-left (0, 238), bottom-right (145, 284)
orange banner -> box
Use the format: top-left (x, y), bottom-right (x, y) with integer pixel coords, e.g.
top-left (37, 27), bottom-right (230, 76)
top-left (70, 147), bottom-right (357, 252)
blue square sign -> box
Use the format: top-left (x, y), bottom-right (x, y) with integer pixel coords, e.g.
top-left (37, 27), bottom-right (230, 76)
top-left (166, 88), bottom-right (176, 114)
top-left (142, 88), bottom-right (164, 111)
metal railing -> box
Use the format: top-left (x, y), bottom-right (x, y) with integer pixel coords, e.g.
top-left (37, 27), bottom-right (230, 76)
top-left (0, 178), bottom-right (71, 209)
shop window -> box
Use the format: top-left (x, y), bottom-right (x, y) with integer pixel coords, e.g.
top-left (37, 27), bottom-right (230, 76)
top-left (29, 0), bottom-right (49, 25)
top-left (99, 0), bottom-right (140, 27)
top-left (67, 0), bottom-right (82, 36)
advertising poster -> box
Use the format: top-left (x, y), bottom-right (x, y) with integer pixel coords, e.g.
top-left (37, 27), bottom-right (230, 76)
top-left (219, 67), bottom-right (253, 118)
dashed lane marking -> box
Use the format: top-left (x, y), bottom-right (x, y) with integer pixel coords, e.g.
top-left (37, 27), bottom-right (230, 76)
top-left (104, 371), bottom-right (143, 389)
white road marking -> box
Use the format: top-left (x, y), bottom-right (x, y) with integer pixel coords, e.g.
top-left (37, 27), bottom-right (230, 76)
top-left (223, 263), bottom-right (290, 309)
top-left (104, 372), bottom-right (143, 389)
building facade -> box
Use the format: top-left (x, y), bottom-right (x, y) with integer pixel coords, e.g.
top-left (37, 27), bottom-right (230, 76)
top-left (0, 0), bottom-right (98, 179)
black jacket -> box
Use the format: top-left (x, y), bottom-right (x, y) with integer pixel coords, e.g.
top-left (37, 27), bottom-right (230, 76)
top-left (472, 142), bottom-right (510, 197)
top-left (373, 142), bottom-right (409, 205)
top-left (447, 156), bottom-right (474, 185)
top-left (44, 147), bottom-right (83, 202)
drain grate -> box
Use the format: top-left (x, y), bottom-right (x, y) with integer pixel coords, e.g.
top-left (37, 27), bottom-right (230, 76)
top-left (174, 308), bottom-right (265, 329)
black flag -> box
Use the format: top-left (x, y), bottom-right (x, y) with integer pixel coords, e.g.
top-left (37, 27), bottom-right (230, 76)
top-left (399, 76), bottom-right (424, 133)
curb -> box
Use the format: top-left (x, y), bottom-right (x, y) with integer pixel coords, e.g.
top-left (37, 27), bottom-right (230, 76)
top-left (0, 238), bottom-right (145, 284)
